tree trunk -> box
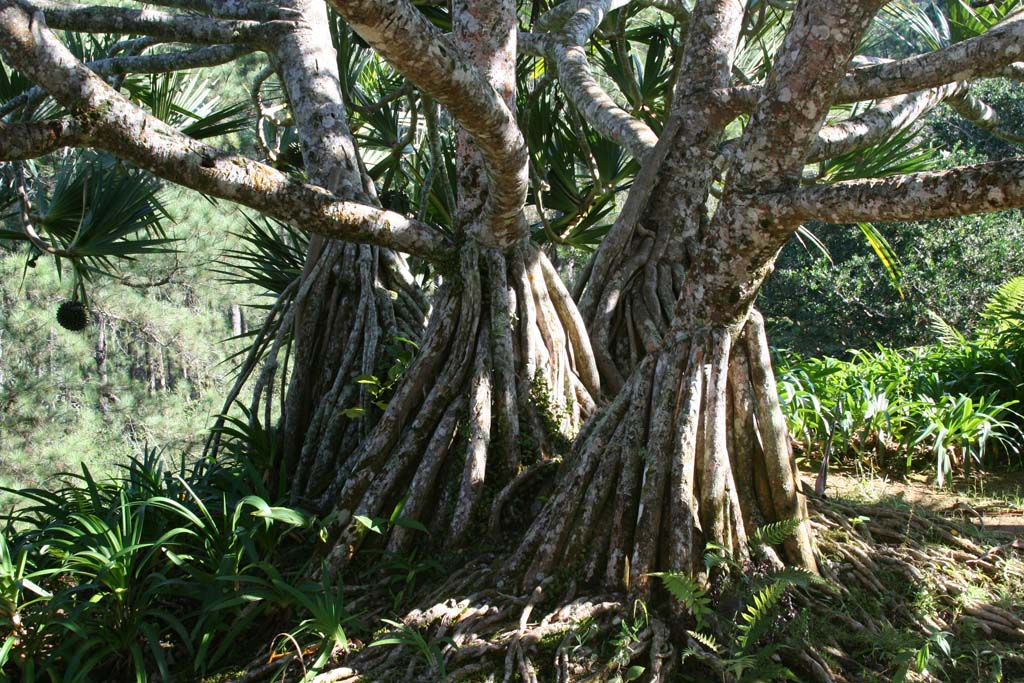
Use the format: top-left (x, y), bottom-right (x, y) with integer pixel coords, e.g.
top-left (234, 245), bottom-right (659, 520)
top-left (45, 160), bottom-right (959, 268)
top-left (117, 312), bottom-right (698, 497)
top-left (514, 0), bottom-right (884, 600)
top-left (317, 240), bottom-right (598, 568)
top-left (507, 309), bottom-right (815, 598)
top-left (312, 0), bottom-right (600, 568)
top-left (204, 0), bottom-right (431, 497)
top-left (94, 314), bottom-right (108, 415)
top-left (229, 303), bottom-right (244, 337)
top-left (269, 0), bottom-right (437, 499)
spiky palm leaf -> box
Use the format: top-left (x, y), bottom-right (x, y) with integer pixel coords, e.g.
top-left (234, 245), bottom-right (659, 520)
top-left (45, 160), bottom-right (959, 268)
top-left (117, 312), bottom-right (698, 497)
top-left (819, 126), bottom-right (938, 183)
top-left (122, 72), bottom-right (249, 140)
top-left (217, 215), bottom-right (308, 298)
top-left (0, 155), bottom-right (174, 281)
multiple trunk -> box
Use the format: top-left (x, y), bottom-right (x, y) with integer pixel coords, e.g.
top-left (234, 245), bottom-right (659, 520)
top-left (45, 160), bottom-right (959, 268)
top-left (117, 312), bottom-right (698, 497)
top-left (316, 242), bottom-right (598, 568)
top-left (16, 0), bottom-right (1024, 614)
top-left (309, 0), bottom-right (600, 567)
top-left (507, 309), bottom-right (816, 598)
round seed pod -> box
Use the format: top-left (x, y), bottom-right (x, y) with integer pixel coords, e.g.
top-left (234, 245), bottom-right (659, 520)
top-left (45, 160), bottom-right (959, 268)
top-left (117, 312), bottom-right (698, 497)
top-left (56, 300), bottom-right (89, 331)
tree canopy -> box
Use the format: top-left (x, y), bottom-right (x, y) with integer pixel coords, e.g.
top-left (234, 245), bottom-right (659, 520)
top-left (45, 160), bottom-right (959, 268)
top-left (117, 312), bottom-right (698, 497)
top-left (2, 0), bottom-right (1024, 678)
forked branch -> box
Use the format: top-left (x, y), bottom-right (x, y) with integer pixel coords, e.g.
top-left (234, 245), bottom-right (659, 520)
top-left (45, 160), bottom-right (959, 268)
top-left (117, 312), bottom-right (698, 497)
top-left (0, 2), bottom-right (454, 262)
top-left (331, 0), bottom-right (529, 248)
top-left (523, 0), bottom-right (658, 160)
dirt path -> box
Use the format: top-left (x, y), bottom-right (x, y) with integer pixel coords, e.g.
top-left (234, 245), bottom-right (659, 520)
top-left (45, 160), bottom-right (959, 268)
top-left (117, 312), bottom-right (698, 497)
top-left (802, 468), bottom-right (1024, 538)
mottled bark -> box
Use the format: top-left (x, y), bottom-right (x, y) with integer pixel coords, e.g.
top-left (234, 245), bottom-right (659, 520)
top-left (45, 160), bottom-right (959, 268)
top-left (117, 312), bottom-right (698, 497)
top-left (808, 83), bottom-right (963, 162)
top-left (331, 0), bottom-right (529, 248)
top-left (833, 9), bottom-right (1024, 103)
top-left (0, 4), bottom-right (453, 262)
top-left (311, 0), bottom-right (598, 565)
top-left (947, 91), bottom-right (1024, 146)
top-left (514, 0), bottom-right (885, 596)
top-left (523, 0), bottom-right (659, 160)
top-left (0, 119), bottom-right (88, 160)
top-left (507, 312), bottom-right (816, 598)
top-left (24, 0), bottom-right (292, 45)
top-left (767, 157), bottom-right (1024, 224)
top-left (129, 0), bottom-right (296, 21)
top-left (577, 0), bottom-right (745, 389)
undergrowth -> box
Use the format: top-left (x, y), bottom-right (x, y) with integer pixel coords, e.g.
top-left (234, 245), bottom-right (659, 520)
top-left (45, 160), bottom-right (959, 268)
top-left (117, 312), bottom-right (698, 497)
top-left (776, 276), bottom-right (1024, 485)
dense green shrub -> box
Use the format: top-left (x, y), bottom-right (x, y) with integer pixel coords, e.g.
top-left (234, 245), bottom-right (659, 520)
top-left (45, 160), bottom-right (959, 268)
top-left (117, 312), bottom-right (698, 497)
top-left (762, 209), bottom-right (1024, 358)
top-left (776, 278), bottom-right (1024, 484)
top-left (0, 449), bottom-right (350, 682)
top-left (762, 77), bottom-right (1024, 357)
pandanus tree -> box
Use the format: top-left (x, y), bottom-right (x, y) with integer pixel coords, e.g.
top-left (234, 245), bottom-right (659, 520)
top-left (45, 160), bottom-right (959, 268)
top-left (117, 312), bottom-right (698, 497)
top-left (3, 0), bottom-right (1024, 608)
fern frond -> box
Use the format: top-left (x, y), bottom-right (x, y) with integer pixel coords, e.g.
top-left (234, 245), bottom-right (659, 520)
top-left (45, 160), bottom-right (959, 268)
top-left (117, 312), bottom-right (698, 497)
top-left (651, 572), bottom-right (712, 629)
top-left (686, 630), bottom-right (720, 654)
top-left (737, 582), bottom-right (787, 652)
top-left (981, 275), bottom-right (1024, 328)
top-left (748, 519), bottom-right (801, 549)
top-left (925, 309), bottom-right (965, 346)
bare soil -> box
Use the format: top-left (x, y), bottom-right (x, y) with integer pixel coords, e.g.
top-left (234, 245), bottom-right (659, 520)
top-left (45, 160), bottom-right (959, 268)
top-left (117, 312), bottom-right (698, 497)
top-left (803, 467), bottom-right (1024, 538)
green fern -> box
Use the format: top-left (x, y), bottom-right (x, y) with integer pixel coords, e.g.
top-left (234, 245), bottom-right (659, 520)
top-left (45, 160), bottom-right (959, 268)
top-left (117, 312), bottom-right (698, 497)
top-left (651, 572), bottom-right (712, 630)
top-left (686, 629), bottom-right (720, 654)
top-left (747, 519), bottom-right (801, 549)
top-left (756, 567), bottom-right (827, 590)
top-left (980, 275), bottom-right (1024, 329)
top-left (925, 309), bottom-right (966, 346)
top-left (737, 582), bottom-right (787, 652)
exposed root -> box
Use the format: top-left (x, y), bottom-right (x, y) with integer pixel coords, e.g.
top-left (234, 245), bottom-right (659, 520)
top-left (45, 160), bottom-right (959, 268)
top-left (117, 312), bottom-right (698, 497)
top-left (307, 241), bottom-right (598, 569)
top-left (283, 242), bottom-right (429, 502)
top-left (224, 497), bottom-right (1024, 683)
top-left (809, 494), bottom-right (1024, 647)
top-left (507, 311), bottom-right (816, 599)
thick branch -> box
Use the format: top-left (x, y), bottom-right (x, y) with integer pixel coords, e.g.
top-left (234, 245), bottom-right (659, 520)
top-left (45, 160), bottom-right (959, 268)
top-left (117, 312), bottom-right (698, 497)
top-left (766, 158), bottom-right (1024, 225)
top-left (0, 3), bottom-right (453, 261)
top-left (24, 0), bottom-right (290, 45)
top-left (534, 0), bottom-right (688, 31)
top-left (0, 119), bottom-right (89, 159)
top-left (809, 83), bottom-right (961, 161)
top-left (719, 23), bottom-right (1024, 113)
top-left (534, 0), bottom-right (626, 31)
top-left (131, 0), bottom-right (297, 21)
top-left (85, 43), bottom-right (252, 75)
top-left (330, 0), bottom-right (528, 248)
top-left (731, 0), bottom-right (886, 192)
top-left (834, 10), bottom-right (1024, 102)
top-left (523, 0), bottom-right (658, 160)
top-left (948, 92), bottom-right (1024, 146)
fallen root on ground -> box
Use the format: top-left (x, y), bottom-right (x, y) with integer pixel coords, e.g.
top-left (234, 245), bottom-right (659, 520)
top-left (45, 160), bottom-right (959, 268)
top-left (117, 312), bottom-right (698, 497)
top-left (227, 496), bottom-right (1024, 683)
